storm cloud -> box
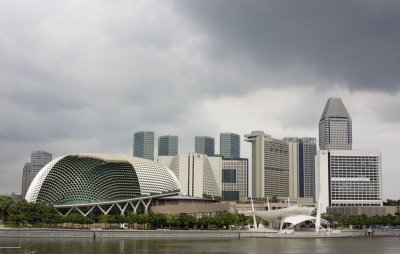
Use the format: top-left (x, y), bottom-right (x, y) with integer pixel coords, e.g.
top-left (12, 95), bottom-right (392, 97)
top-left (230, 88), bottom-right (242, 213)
top-left (176, 0), bottom-right (400, 92)
top-left (0, 0), bottom-right (399, 198)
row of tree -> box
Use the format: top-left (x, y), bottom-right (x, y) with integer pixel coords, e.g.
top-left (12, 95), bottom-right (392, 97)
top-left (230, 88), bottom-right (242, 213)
top-left (99, 212), bottom-right (260, 230)
top-left (383, 199), bottom-right (400, 206)
top-left (322, 213), bottom-right (400, 227)
top-left (1, 196), bottom-right (259, 229)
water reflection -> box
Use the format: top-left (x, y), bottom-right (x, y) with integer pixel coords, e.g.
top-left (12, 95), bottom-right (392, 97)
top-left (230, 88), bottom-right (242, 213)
top-left (0, 237), bottom-right (398, 254)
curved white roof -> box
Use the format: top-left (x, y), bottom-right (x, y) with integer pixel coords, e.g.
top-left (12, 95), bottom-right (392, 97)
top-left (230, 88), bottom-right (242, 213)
top-left (254, 205), bottom-right (315, 223)
top-left (282, 215), bottom-right (317, 226)
top-left (25, 153), bottom-right (181, 205)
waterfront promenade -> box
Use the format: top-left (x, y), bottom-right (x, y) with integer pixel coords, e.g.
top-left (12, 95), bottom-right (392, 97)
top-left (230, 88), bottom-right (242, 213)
top-left (1, 228), bottom-right (398, 239)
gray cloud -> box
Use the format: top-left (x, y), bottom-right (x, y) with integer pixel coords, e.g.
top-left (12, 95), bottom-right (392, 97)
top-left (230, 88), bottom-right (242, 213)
top-left (0, 1), bottom-right (399, 198)
top-left (175, 0), bottom-right (400, 92)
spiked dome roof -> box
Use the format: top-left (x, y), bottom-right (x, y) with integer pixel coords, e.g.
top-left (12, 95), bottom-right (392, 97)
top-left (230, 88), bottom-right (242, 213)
top-left (25, 153), bottom-right (181, 205)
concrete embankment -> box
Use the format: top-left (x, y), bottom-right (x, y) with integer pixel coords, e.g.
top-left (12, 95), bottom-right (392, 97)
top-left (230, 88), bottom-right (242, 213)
top-left (0, 228), bottom-right (396, 239)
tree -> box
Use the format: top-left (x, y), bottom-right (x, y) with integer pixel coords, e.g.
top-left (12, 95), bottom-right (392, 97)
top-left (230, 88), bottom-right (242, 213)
top-left (131, 213), bottom-right (149, 229)
top-left (148, 213), bottom-right (167, 229)
top-left (0, 196), bottom-right (14, 224)
top-left (166, 214), bottom-right (179, 229)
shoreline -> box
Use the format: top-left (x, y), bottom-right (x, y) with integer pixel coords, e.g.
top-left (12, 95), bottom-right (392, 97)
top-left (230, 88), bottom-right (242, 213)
top-left (0, 228), bottom-right (398, 239)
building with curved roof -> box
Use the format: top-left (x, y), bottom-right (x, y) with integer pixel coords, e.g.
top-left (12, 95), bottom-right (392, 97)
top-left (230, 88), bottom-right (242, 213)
top-left (25, 153), bottom-right (181, 216)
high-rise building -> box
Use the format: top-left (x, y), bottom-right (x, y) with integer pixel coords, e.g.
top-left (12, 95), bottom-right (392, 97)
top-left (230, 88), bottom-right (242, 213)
top-left (316, 150), bottom-right (383, 213)
top-left (21, 163), bottom-right (31, 200)
top-left (319, 97), bottom-right (352, 150)
top-left (220, 133), bottom-right (240, 159)
top-left (195, 136), bottom-right (215, 156)
top-left (158, 135), bottom-right (178, 156)
top-left (21, 151), bottom-right (52, 200)
top-left (245, 131), bottom-right (289, 198)
top-left (284, 138), bottom-right (299, 198)
top-left (283, 137), bottom-right (317, 199)
top-left (133, 131), bottom-right (154, 160)
top-left (158, 152), bottom-right (221, 197)
top-left (300, 137), bottom-right (317, 199)
top-left (222, 158), bottom-right (248, 201)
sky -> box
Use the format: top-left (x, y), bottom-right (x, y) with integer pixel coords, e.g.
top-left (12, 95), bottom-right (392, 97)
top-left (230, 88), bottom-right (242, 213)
top-left (0, 0), bottom-right (399, 199)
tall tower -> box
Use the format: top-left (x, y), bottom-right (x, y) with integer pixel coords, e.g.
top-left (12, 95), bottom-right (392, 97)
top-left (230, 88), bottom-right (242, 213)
top-left (195, 136), bottom-right (215, 156)
top-left (133, 131), bottom-right (154, 160)
top-left (220, 133), bottom-right (240, 159)
top-left (300, 137), bottom-right (317, 199)
top-left (245, 131), bottom-right (289, 198)
top-left (21, 151), bottom-right (52, 200)
top-left (319, 97), bottom-right (352, 150)
top-left (158, 135), bottom-right (178, 156)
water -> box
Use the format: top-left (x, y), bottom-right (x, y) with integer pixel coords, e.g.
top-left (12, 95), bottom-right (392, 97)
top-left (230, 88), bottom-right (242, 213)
top-left (0, 237), bottom-right (399, 254)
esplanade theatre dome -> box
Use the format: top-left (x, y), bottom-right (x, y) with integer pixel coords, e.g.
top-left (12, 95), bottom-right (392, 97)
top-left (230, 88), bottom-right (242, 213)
top-left (25, 153), bottom-right (181, 206)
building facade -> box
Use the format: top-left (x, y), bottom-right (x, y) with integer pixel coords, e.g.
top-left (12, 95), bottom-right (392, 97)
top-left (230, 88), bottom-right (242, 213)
top-left (158, 152), bottom-right (221, 197)
top-left (221, 158), bottom-right (248, 201)
top-left (158, 135), bottom-right (178, 156)
top-left (21, 151), bottom-right (52, 200)
top-left (220, 133), bottom-right (240, 159)
top-left (195, 136), bottom-right (215, 156)
top-left (316, 150), bottom-right (383, 213)
top-left (284, 138), bottom-right (299, 198)
top-left (245, 131), bottom-right (289, 198)
top-left (319, 97), bottom-right (352, 150)
top-left (133, 131), bottom-right (154, 160)
top-left (284, 137), bottom-right (317, 199)
top-left (300, 138), bottom-right (317, 199)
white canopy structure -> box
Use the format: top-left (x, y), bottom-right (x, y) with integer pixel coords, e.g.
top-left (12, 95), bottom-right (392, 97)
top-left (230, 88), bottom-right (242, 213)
top-left (279, 214), bottom-right (329, 232)
top-left (253, 205), bottom-right (315, 225)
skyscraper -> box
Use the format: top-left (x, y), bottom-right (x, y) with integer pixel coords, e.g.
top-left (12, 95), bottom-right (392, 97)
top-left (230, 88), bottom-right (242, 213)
top-left (284, 137), bottom-right (317, 199)
top-left (21, 151), bottom-right (52, 200)
top-left (158, 135), bottom-right (178, 156)
top-left (195, 136), bottom-right (215, 156)
top-left (319, 97), bottom-right (352, 150)
top-left (245, 131), bottom-right (289, 198)
top-left (220, 133), bottom-right (240, 159)
top-left (133, 131), bottom-right (154, 160)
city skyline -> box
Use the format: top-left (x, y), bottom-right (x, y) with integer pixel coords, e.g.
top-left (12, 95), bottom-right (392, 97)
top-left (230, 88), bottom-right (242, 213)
top-left (0, 1), bottom-right (399, 199)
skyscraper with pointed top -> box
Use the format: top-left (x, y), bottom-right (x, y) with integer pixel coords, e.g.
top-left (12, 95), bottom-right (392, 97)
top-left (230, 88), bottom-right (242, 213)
top-left (319, 97), bottom-right (352, 150)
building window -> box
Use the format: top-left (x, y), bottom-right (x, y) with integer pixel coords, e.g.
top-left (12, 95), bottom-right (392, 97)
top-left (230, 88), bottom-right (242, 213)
top-left (222, 169), bottom-right (236, 183)
top-left (222, 191), bottom-right (239, 201)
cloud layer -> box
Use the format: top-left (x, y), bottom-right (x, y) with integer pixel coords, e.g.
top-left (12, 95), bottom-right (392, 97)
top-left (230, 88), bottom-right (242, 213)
top-left (0, 0), bottom-right (399, 198)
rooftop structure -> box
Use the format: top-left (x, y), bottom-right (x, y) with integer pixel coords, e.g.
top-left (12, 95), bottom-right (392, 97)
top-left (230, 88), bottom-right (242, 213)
top-left (319, 97), bottom-right (352, 150)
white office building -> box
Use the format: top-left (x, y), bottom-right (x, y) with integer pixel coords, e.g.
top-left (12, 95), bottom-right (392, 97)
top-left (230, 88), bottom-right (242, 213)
top-left (316, 150), bottom-right (383, 213)
top-left (158, 152), bottom-right (221, 197)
